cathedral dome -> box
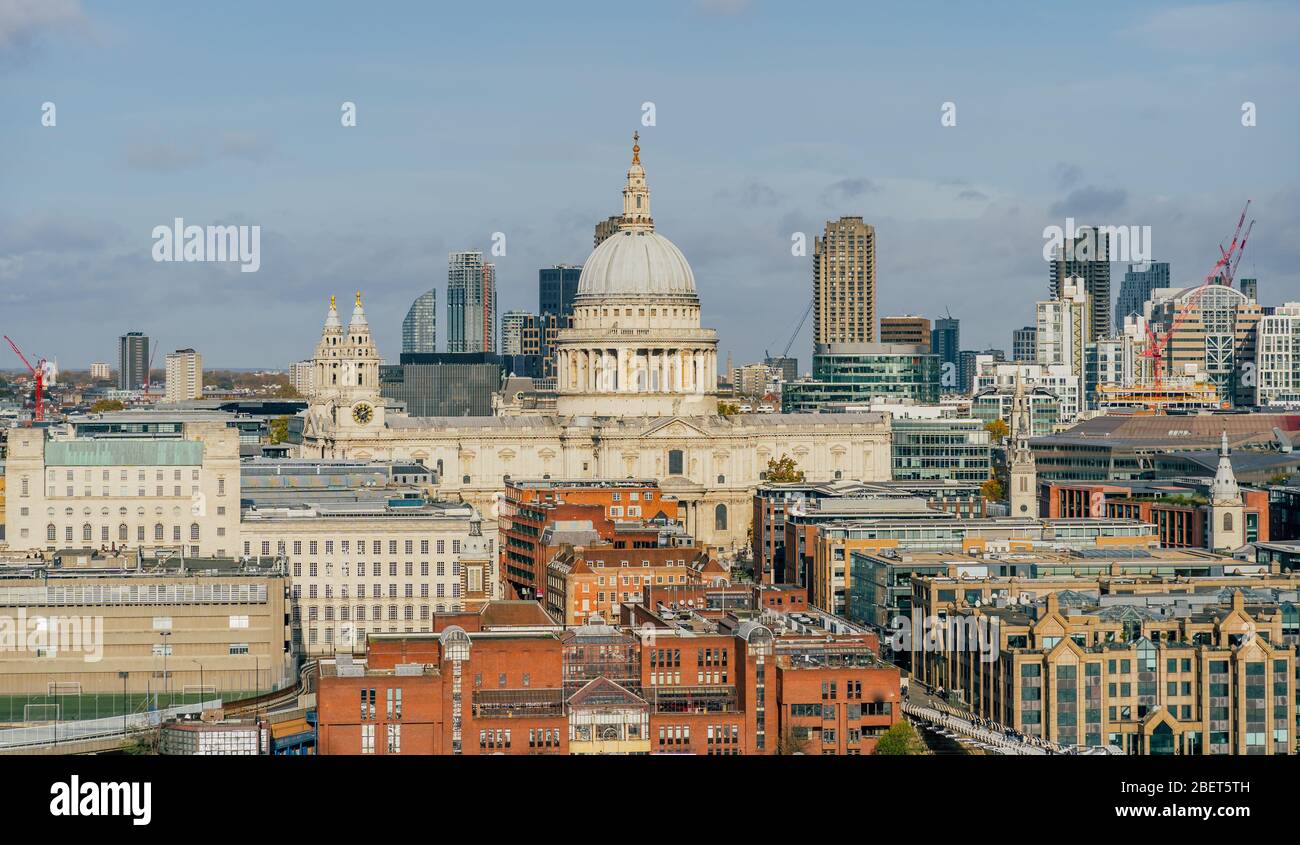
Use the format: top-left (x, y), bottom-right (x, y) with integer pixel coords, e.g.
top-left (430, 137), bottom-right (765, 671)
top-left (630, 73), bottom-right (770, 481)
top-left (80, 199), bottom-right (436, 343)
top-left (577, 229), bottom-right (696, 298)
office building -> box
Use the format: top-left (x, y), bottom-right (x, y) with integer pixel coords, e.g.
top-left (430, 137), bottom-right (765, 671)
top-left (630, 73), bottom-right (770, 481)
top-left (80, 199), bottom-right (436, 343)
top-left (402, 289), bottom-right (437, 354)
top-left (501, 311), bottom-right (534, 356)
top-left (1114, 261), bottom-right (1170, 331)
top-left (921, 588), bottom-right (1296, 754)
top-left (539, 264), bottom-right (582, 322)
top-left (380, 353), bottom-right (510, 417)
top-left (958, 348), bottom-right (1005, 395)
top-left (1145, 283), bottom-right (1263, 406)
top-left (2, 420), bottom-right (241, 556)
top-left (447, 252), bottom-right (496, 353)
top-left (781, 344), bottom-right (940, 413)
top-left (118, 331), bottom-right (149, 391)
top-left (1036, 277), bottom-right (1090, 388)
top-left (1255, 303), bottom-right (1300, 407)
top-left (879, 316), bottom-right (930, 347)
top-left (1012, 326), bottom-right (1037, 362)
top-left (814, 217), bottom-right (876, 346)
top-left (891, 417), bottom-right (992, 484)
top-left (164, 348), bottom-right (203, 402)
top-left (931, 317), bottom-right (960, 383)
top-left (239, 497), bottom-right (493, 657)
top-left (594, 215), bottom-right (621, 248)
top-left (89, 362), bottom-right (111, 381)
top-left (1048, 226), bottom-right (1110, 342)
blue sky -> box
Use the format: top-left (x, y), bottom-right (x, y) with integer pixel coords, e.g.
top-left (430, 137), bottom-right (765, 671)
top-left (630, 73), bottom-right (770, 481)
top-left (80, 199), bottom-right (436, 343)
top-left (2, 0), bottom-right (1298, 368)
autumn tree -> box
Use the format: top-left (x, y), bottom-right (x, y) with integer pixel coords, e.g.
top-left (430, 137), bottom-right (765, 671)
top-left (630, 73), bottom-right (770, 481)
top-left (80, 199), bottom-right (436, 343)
top-left (268, 416), bottom-right (290, 444)
top-left (984, 418), bottom-right (1009, 442)
top-left (765, 454), bottom-right (805, 483)
top-left (873, 720), bottom-right (928, 755)
top-left (980, 476), bottom-right (1004, 502)
top-left (90, 399), bottom-right (125, 413)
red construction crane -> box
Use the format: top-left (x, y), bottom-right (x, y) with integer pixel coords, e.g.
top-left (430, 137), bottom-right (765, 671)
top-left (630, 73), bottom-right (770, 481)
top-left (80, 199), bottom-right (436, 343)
top-left (1139, 201), bottom-right (1254, 398)
top-left (4, 335), bottom-right (48, 422)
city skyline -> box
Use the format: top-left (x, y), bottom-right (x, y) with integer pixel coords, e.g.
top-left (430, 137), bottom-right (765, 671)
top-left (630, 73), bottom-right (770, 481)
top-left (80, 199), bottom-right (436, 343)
top-left (3, 1), bottom-right (1297, 368)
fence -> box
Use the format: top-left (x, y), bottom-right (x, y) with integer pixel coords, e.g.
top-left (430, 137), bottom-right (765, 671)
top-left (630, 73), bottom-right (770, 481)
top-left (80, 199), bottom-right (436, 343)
top-left (0, 699), bottom-right (221, 750)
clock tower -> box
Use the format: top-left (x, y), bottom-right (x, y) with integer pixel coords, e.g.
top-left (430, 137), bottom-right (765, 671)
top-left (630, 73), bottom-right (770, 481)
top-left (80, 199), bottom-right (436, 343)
top-left (311, 292), bottom-right (384, 432)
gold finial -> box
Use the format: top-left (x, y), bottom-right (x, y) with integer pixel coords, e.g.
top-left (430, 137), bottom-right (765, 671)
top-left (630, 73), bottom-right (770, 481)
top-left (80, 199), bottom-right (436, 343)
top-left (330, 295), bottom-right (336, 310)
top-left (355, 290), bottom-right (362, 308)
top-left (632, 131), bottom-right (640, 165)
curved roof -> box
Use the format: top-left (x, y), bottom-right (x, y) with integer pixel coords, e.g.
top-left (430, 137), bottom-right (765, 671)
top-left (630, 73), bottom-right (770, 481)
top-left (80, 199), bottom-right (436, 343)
top-left (577, 229), bottom-right (696, 299)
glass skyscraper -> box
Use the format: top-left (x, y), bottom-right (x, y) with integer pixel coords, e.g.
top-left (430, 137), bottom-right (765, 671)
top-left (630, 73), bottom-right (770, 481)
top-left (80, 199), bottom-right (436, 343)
top-left (1114, 261), bottom-right (1170, 331)
top-left (401, 289), bottom-right (437, 354)
top-left (447, 252), bottom-right (496, 353)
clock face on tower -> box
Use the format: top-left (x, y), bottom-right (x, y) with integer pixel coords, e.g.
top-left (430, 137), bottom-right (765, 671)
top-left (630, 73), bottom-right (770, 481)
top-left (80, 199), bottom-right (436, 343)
top-left (351, 402), bottom-right (374, 425)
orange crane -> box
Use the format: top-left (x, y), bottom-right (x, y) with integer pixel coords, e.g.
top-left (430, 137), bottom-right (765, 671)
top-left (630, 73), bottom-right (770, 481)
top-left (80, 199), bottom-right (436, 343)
top-left (4, 335), bottom-right (49, 422)
top-left (1138, 201), bottom-right (1254, 400)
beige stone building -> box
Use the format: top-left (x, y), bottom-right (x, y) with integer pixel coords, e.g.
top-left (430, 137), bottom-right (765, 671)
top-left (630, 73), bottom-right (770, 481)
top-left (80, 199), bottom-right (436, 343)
top-left (296, 138), bottom-right (893, 554)
top-left (2, 421), bottom-right (240, 557)
top-left (0, 550), bottom-right (292, 702)
top-left (164, 348), bottom-right (203, 402)
top-left (239, 500), bottom-right (495, 657)
top-left (814, 216), bottom-right (876, 346)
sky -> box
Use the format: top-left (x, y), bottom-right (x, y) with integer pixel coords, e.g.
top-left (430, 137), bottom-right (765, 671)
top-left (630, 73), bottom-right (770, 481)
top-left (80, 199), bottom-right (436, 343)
top-left (1, 0), bottom-right (1298, 370)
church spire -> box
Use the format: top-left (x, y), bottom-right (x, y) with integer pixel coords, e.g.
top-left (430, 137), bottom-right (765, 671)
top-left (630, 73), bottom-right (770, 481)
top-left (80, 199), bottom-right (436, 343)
top-left (323, 294), bottom-right (342, 332)
top-left (621, 131), bottom-right (654, 232)
top-left (349, 289), bottom-right (369, 329)
top-left (1211, 430), bottom-right (1241, 504)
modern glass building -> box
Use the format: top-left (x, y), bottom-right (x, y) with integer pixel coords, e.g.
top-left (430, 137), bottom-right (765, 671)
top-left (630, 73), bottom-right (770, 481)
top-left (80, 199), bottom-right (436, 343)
top-left (1114, 261), bottom-right (1170, 332)
top-left (971, 386), bottom-right (1060, 437)
top-left (931, 317), bottom-right (959, 380)
top-left (447, 252), bottom-right (496, 353)
top-left (890, 418), bottom-right (992, 483)
top-left (781, 343), bottom-right (940, 413)
top-left (401, 289), bottom-right (437, 354)
top-left (381, 353), bottom-right (507, 417)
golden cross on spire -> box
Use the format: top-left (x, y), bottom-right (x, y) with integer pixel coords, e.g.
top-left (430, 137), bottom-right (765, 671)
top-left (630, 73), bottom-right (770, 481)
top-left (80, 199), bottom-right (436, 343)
top-left (355, 290), bottom-right (362, 307)
top-left (632, 131), bottom-right (640, 165)
top-left (330, 295), bottom-right (336, 310)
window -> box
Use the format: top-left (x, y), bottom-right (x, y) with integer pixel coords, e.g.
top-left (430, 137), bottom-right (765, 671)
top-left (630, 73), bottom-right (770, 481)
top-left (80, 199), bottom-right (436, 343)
top-left (715, 504), bottom-right (727, 531)
top-left (668, 449), bottom-right (684, 475)
top-left (361, 724), bottom-right (375, 754)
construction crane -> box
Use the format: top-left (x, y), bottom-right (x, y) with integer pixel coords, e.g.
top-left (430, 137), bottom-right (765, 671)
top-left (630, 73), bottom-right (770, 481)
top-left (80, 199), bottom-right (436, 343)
top-left (143, 340), bottom-right (160, 396)
top-left (1138, 201), bottom-right (1254, 404)
top-left (765, 299), bottom-right (815, 365)
top-left (4, 335), bottom-right (54, 422)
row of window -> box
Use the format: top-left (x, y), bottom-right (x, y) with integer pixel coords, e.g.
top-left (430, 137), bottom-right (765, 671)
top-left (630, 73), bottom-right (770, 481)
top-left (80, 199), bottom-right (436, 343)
top-left (47, 522), bottom-right (209, 542)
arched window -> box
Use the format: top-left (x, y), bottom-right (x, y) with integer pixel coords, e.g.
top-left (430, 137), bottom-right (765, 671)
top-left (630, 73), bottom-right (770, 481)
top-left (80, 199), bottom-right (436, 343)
top-left (190, 523), bottom-right (200, 541)
top-left (46, 523), bottom-right (56, 542)
top-left (1223, 511), bottom-right (1234, 532)
top-left (119, 524), bottom-right (128, 541)
top-left (715, 503), bottom-right (728, 531)
top-left (668, 450), bottom-right (684, 475)
top-left (154, 523), bottom-right (164, 541)
top-left (83, 523), bottom-right (92, 541)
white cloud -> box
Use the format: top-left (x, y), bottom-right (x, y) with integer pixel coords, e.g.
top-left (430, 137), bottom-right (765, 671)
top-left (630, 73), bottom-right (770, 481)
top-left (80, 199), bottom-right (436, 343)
top-left (0, 0), bottom-right (88, 51)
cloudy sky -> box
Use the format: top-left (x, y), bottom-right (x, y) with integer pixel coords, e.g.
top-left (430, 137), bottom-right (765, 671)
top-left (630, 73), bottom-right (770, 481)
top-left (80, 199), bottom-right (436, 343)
top-left (2, 0), bottom-right (1298, 369)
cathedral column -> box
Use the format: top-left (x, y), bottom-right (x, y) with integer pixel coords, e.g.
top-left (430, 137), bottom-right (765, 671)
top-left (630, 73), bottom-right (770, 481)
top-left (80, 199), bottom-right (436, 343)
top-left (660, 349), bottom-right (668, 393)
top-left (618, 347), bottom-right (629, 392)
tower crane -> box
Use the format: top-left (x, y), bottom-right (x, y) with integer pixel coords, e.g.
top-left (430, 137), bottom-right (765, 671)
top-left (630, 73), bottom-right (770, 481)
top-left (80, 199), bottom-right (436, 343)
top-left (1138, 201), bottom-right (1254, 404)
top-left (4, 335), bottom-right (53, 422)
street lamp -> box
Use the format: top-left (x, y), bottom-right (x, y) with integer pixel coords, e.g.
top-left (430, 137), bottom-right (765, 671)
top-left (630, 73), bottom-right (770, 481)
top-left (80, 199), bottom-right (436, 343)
top-left (191, 660), bottom-right (205, 708)
top-left (117, 671), bottom-right (129, 736)
top-left (159, 630), bottom-right (172, 709)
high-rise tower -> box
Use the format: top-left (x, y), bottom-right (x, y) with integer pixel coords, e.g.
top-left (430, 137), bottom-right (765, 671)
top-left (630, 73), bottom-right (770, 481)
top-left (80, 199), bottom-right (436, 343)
top-left (814, 217), bottom-right (876, 348)
top-left (402, 289), bottom-right (437, 354)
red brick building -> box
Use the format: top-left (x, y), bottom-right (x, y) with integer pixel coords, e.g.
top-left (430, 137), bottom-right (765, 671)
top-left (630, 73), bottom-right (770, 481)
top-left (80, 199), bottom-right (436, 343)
top-left (1041, 479), bottom-right (1270, 549)
top-left (316, 600), bottom-right (898, 755)
top-left (500, 479), bottom-right (681, 600)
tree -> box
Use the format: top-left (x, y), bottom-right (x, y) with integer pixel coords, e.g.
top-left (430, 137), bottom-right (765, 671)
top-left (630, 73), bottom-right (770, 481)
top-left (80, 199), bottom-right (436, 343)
top-left (873, 720), bottom-right (928, 755)
top-left (90, 399), bottom-right (125, 413)
top-left (980, 476), bottom-right (1004, 502)
top-left (268, 416), bottom-right (290, 444)
top-left (718, 401), bottom-right (740, 417)
top-left (766, 454), bottom-right (805, 483)
top-left (984, 418), bottom-right (1009, 442)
